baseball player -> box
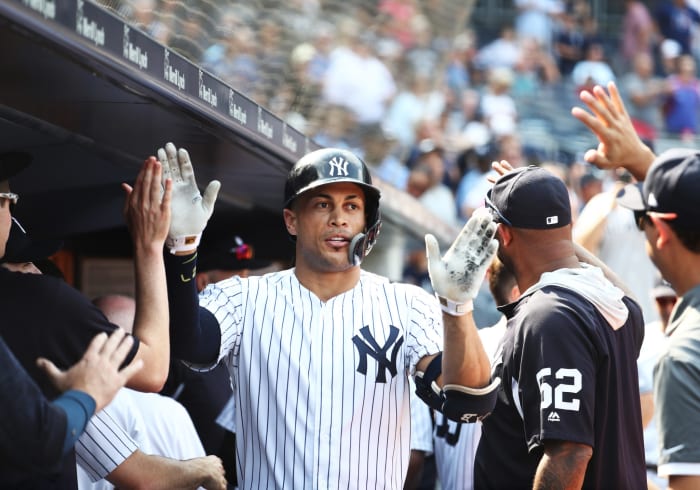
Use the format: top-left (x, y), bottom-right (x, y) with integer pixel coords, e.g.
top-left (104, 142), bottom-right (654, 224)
top-left (158, 143), bottom-right (501, 489)
top-left (474, 164), bottom-right (646, 489)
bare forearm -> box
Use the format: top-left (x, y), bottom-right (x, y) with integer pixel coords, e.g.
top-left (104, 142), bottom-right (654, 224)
top-left (108, 451), bottom-right (225, 490)
top-left (669, 475), bottom-right (700, 490)
top-left (441, 312), bottom-right (491, 387)
top-left (130, 244), bottom-right (170, 391)
top-left (534, 441), bottom-right (592, 490)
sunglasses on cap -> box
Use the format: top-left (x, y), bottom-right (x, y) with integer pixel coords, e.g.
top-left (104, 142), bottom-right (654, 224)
top-left (484, 194), bottom-right (512, 227)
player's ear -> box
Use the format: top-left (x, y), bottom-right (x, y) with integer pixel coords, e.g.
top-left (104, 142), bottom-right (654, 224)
top-left (496, 224), bottom-right (512, 246)
top-left (283, 208), bottom-right (298, 237)
top-left (649, 215), bottom-right (672, 249)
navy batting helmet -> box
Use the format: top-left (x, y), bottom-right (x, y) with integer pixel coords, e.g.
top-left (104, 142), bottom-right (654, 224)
top-left (283, 148), bottom-right (382, 265)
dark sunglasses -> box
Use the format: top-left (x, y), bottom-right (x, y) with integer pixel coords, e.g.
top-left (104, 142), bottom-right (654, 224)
top-left (634, 210), bottom-right (678, 231)
top-left (484, 194), bottom-right (512, 227)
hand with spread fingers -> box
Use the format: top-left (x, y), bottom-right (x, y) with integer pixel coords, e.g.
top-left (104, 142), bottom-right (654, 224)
top-left (157, 142), bottom-right (221, 254)
top-left (570, 82), bottom-right (655, 180)
top-left (425, 207), bottom-right (499, 316)
top-left (36, 329), bottom-right (144, 413)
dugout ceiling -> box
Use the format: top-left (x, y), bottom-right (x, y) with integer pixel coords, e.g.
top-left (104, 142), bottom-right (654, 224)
top-left (0, 0), bottom-right (458, 263)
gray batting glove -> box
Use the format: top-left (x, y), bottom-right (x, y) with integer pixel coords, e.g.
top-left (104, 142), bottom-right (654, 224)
top-left (425, 207), bottom-right (498, 315)
top-left (158, 142), bottom-right (220, 254)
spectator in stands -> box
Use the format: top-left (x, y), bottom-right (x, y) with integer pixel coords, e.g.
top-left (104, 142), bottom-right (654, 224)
top-left (356, 123), bottom-right (409, 191)
top-left (207, 25), bottom-right (261, 100)
top-left (311, 104), bottom-right (356, 150)
top-left (662, 53), bottom-right (700, 140)
top-left (654, 0), bottom-right (700, 56)
top-left (444, 31), bottom-right (478, 110)
top-left (474, 24), bottom-right (522, 72)
top-left (404, 14), bottom-right (440, 78)
top-left (378, 0), bottom-right (421, 51)
top-left (322, 25), bottom-right (396, 129)
top-left (481, 67), bottom-right (518, 139)
top-left (553, 9), bottom-right (587, 77)
top-left (514, 0), bottom-right (564, 50)
top-left (512, 36), bottom-right (560, 99)
top-left (409, 140), bottom-right (459, 228)
top-left (383, 69), bottom-right (446, 153)
top-left (256, 16), bottom-right (288, 107)
top-left (620, 0), bottom-right (655, 72)
top-left (620, 51), bottom-right (666, 139)
top-left (571, 40), bottom-right (616, 91)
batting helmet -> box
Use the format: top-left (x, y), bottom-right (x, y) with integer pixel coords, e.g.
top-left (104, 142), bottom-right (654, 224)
top-left (283, 148), bottom-right (382, 265)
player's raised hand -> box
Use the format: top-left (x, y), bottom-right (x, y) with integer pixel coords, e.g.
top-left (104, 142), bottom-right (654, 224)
top-left (157, 142), bottom-right (220, 254)
top-left (122, 156), bottom-right (171, 254)
top-left (425, 208), bottom-right (498, 316)
top-left (571, 82), bottom-right (655, 180)
top-left (36, 328), bottom-right (144, 412)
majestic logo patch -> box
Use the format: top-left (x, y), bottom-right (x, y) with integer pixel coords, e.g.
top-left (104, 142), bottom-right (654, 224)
top-left (328, 156), bottom-right (349, 177)
top-left (352, 325), bottom-right (403, 383)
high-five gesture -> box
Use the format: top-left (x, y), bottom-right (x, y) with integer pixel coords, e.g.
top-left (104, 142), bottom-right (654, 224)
top-left (425, 208), bottom-right (498, 315)
top-left (571, 82), bottom-right (655, 180)
top-left (157, 142), bottom-right (220, 254)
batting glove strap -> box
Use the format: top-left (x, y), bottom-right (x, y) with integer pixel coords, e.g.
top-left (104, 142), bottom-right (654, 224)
top-left (442, 378), bottom-right (501, 423)
top-left (166, 233), bottom-right (202, 254)
top-left (436, 295), bottom-right (473, 316)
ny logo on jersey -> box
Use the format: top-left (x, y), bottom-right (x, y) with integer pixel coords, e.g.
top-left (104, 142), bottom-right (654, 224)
top-left (328, 156), bottom-right (349, 177)
top-left (352, 325), bottom-right (404, 383)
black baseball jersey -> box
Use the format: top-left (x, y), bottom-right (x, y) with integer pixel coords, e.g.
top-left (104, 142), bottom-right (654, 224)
top-left (0, 267), bottom-right (138, 489)
top-left (474, 285), bottom-right (646, 489)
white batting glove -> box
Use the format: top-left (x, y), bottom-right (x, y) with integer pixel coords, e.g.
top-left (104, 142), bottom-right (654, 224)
top-left (158, 142), bottom-right (221, 254)
top-left (425, 207), bottom-right (499, 316)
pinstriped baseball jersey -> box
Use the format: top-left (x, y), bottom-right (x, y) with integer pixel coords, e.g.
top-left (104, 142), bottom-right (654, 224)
top-left (75, 408), bottom-right (138, 481)
top-left (198, 268), bottom-right (443, 489)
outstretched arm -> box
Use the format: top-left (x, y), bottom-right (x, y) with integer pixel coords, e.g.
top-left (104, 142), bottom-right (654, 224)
top-left (107, 451), bottom-right (227, 490)
top-left (571, 82), bottom-right (656, 181)
top-left (157, 143), bottom-right (222, 366)
top-left (121, 157), bottom-right (172, 392)
top-left (415, 208), bottom-right (500, 422)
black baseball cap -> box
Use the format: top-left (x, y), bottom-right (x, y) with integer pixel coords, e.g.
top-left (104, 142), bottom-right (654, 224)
top-left (0, 151), bottom-right (32, 184)
top-left (486, 166), bottom-right (572, 229)
top-left (1, 217), bottom-right (63, 264)
top-left (197, 235), bottom-right (270, 272)
top-left (617, 148), bottom-right (700, 230)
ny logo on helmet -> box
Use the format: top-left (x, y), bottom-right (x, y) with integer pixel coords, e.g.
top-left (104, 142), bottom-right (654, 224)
top-left (352, 325), bottom-right (404, 383)
top-left (328, 156), bottom-right (350, 177)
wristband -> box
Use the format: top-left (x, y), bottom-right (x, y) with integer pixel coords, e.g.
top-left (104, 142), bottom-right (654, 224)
top-left (166, 233), bottom-right (202, 254)
top-left (435, 295), bottom-right (473, 316)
